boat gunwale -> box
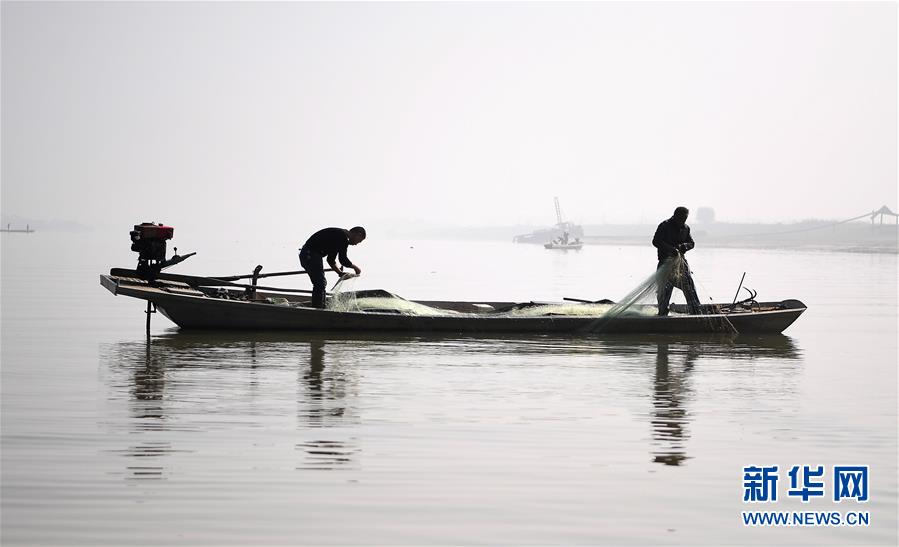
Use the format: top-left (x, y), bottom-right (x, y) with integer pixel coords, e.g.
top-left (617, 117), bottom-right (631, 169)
top-left (102, 274), bottom-right (805, 313)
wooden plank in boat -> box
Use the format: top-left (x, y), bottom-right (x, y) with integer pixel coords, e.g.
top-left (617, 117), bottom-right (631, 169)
top-left (163, 285), bottom-right (206, 296)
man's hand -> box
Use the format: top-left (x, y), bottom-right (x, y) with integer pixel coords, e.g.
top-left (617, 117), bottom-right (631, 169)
top-left (352, 265), bottom-right (362, 276)
top-left (677, 244), bottom-right (688, 254)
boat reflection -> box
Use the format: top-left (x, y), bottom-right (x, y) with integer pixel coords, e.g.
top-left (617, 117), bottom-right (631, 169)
top-left (599, 334), bottom-right (801, 467)
top-left (103, 331), bottom-right (801, 476)
top-left (104, 333), bottom-right (366, 476)
top-left (102, 339), bottom-right (193, 480)
top-left (130, 340), bottom-right (165, 426)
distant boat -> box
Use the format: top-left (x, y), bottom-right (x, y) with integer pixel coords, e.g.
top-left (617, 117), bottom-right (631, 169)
top-left (544, 223), bottom-right (583, 250)
top-left (544, 241), bottom-right (583, 250)
top-left (0, 224), bottom-right (34, 233)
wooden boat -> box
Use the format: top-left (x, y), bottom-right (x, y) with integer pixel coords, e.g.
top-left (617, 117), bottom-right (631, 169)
top-left (100, 269), bottom-right (805, 334)
top-left (105, 223), bottom-right (805, 335)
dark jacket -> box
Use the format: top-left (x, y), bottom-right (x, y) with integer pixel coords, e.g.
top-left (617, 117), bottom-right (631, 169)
top-left (301, 228), bottom-right (355, 268)
top-left (652, 218), bottom-right (695, 261)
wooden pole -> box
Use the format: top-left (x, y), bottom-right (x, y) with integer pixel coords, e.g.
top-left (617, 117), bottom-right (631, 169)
top-left (732, 272), bottom-right (746, 305)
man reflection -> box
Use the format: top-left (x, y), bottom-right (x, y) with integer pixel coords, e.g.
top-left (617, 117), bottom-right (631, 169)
top-left (301, 339), bottom-right (347, 422)
top-left (298, 339), bottom-right (357, 470)
top-left (651, 342), bottom-right (698, 466)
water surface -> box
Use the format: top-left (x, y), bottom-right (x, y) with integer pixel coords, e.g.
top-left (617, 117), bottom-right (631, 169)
top-left (2, 232), bottom-right (896, 545)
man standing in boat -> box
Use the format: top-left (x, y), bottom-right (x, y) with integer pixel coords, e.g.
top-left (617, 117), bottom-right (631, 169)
top-left (652, 207), bottom-right (701, 316)
top-left (299, 226), bottom-right (366, 308)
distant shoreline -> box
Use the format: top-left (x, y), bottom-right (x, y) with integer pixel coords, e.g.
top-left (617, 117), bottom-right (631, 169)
top-left (578, 235), bottom-right (897, 255)
top-left (398, 221), bottom-right (898, 254)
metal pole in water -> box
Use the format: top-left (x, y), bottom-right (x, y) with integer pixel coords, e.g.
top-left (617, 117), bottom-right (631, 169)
top-left (145, 301), bottom-right (152, 337)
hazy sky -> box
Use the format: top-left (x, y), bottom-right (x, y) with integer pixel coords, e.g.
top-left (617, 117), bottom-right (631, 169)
top-left (2, 1), bottom-right (896, 232)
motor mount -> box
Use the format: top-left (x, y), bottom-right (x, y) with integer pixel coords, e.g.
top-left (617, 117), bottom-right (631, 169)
top-left (129, 222), bottom-right (194, 279)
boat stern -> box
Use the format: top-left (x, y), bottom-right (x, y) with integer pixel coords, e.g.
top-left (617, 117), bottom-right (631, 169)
top-left (100, 274), bottom-right (120, 296)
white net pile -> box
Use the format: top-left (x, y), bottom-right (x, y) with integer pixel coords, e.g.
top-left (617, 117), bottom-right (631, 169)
top-left (327, 275), bottom-right (463, 316)
top-left (501, 302), bottom-right (656, 318)
top-left (324, 271), bottom-right (660, 319)
top-left (331, 295), bottom-right (463, 316)
top-left (320, 258), bottom-right (735, 333)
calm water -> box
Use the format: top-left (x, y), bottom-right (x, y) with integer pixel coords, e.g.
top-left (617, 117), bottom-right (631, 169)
top-left (2, 231), bottom-right (897, 545)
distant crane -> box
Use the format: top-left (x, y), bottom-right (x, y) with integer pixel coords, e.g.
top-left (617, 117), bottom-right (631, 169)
top-left (553, 196), bottom-right (577, 232)
top-left (545, 197), bottom-right (584, 248)
top-left (511, 197), bottom-right (583, 243)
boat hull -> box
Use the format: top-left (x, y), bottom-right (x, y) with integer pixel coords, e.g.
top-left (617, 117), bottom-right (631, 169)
top-left (101, 274), bottom-right (805, 334)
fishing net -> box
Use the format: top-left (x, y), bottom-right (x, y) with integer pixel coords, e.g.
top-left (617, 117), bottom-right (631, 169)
top-left (601, 256), bottom-right (681, 322)
top-left (327, 275), bottom-right (463, 316)
top-left (320, 258), bottom-right (736, 333)
top-left (331, 295), bottom-right (464, 316)
top-left (584, 255), bottom-right (737, 333)
top-left (329, 273), bottom-right (358, 299)
top-left (501, 302), bottom-right (656, 318)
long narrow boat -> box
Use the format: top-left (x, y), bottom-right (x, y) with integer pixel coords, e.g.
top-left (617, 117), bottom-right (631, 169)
top-left (104, 223), bottom-right (805, 334)
top-left (100, 270), bottom-right (805, 334)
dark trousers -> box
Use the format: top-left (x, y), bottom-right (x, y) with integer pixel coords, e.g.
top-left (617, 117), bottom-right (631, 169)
top-left (299, 248), bottom-right (326, 308)
top-left (657, 259), bottom-right (702, 316)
